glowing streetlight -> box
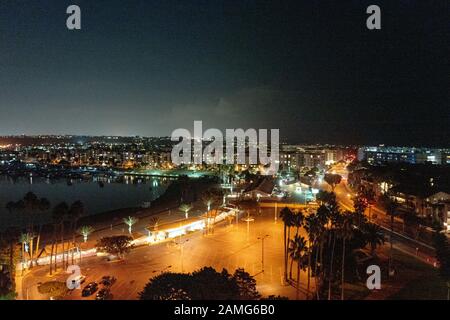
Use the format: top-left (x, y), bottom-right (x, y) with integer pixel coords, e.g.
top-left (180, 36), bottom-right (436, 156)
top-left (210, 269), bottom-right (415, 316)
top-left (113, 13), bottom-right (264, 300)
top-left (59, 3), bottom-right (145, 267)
top-left (174, 239), bottom-right (189, 273)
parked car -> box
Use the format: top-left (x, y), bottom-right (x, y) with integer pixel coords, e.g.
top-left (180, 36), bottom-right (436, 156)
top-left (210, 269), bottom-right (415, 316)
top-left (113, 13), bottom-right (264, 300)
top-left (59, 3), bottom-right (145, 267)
top-left (95, 288), bottom-right (112, 300)
top-left (100, 276), bottom-right (117, 287)
top-left (82, 282), bottom-right (98, 297)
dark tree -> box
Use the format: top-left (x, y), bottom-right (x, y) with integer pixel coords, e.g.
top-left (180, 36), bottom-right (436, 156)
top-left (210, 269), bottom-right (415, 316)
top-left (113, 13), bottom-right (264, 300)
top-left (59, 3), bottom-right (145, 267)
top-left (0, 268), bottom-right (15, 300)
top-left (324, 174), bottom-right (342, 191)
top-left (190, 267), bottom-right (238, 299)
top-left (232, 268), bottom-right (260, 300)
top-left (139, 273), bottom-right (191, 300)
top-left (96, 235), bottom-right (133, 259)
top-left (139, 267), bottom-right (259, 300)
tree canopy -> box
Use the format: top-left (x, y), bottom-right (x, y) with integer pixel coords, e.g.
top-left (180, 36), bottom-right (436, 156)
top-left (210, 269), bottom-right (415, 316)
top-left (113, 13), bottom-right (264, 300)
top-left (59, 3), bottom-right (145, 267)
top-left (324, 174), bottom-right (342, 191)
top-left (96, 235), bottom-right (133, 258)
top-left (139, 267), bottom-right (260, 300)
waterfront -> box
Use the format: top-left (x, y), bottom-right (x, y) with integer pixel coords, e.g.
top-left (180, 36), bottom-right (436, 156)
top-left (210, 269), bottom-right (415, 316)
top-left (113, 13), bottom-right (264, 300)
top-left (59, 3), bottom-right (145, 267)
top-left (0, 175), bottom-right (170, 230)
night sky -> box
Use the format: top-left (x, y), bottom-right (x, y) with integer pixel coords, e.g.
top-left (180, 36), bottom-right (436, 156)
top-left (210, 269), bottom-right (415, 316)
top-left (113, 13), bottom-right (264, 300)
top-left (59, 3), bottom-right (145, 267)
top-left (0, 0), bottom-right (448, 146)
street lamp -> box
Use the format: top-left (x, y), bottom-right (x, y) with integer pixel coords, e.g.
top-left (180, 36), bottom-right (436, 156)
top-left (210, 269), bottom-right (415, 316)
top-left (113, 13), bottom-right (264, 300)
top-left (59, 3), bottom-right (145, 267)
top-left (242, 211), bottom-right (255, 242)
top-left (274, 202), bottom-right (278, 222)
top-left (175, 239), bottom-right (189, 273)
top-left (257, 234), bottom-right (269, 273)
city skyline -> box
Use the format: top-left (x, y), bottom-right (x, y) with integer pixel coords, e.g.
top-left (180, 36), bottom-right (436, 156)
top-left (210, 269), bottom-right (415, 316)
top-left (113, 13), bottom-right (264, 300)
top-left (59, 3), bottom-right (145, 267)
top-left (0, 1), bottom-right (448, 146)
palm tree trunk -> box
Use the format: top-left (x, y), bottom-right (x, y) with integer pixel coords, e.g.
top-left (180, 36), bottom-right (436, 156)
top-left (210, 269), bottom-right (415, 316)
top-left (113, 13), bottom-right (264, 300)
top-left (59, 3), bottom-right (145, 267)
top-left (21, 242), bottom-right (25, 276)
top-left (283, 225), bottom-right (287, 281)
top-left (296, 262), bottom-right (301, 300)
top-left (72, 220), bottom-right (78, 265)
top-left (35, 224), bottom-right (42, 266)
top-left (289, 257), bottom-right (294, 279)
top-left (54, 226), bottom-right (59, 272)
top-left (286, 227), bottom-right (291, 281)
top-left (49, 242), bottom-right (54, 275)
top-left (314, 241), bottom-right (320, 300)
top-left (307, 246), bottom-right (311, 299)
top-left (60, 222), bottom-right (65, 269)
top-left (389, 216), bottom-right (394, 276)
top-left (341, 238), bottom-right (346, 300)
top-left (29, 236), bottom-right (34, 269)
top-left (328, 233), bottom-right (336, 300)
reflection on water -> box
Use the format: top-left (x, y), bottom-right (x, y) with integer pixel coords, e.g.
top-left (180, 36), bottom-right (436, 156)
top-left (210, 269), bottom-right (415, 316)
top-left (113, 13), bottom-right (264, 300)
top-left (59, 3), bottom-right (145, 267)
top-left (0, 175), bottom-right (171, 230)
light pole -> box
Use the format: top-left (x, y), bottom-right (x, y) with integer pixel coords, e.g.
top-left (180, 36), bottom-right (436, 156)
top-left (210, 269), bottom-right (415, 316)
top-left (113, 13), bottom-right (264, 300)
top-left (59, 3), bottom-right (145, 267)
top-left (257, 235), bottom-right (269, 273)
top-left (242, 211), bottom-right (254, 242)
top-left (175, 239), bottom-right (189, 273)
top-left (274, 202), bottom-right (278, 222)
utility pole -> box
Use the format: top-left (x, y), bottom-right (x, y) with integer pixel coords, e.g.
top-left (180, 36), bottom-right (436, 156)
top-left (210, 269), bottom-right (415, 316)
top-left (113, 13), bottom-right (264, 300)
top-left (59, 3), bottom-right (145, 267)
top-left (257, 235), bottom-right (269, 272)
top-left (274, 202), bottom-right (278, 222)
top-left (176, 239), bottom-right (189, 273)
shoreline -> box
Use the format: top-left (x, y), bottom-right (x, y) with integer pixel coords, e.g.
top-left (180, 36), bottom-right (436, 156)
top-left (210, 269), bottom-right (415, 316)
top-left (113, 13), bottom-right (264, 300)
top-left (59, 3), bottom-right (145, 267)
top-left (15, 176), bottom-right (220, 247)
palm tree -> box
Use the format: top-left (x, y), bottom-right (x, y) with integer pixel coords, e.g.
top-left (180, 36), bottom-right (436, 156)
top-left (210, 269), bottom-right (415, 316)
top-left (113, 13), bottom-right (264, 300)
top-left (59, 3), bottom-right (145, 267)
top-left (292, 210), bottom-right (305, 236)
top-left (2, 227), bottom-right (19, 285)
top-left (288, 235), bottom-right (308, 299)
top-left (337, 212), bottom-right (354, 300)
top-left (352, 195), bottom-right (368, 227)
top-left (279, 207), bottom-right (294, 281)
top-left (380, 195), bottom-right (399, 275)
top-left (363, 222), bottom-right (385, 256)
top-left (123, 216), bottom-right (138, 234)
top-left (51, 202), bottom-right (68, 273)
top-left (69, 201), bottom-right (84, 264)
top-left (179, 204), bottom-right (193, 220)
top-left (148, 217), bottom-right (160, 232)
top-left (362, 188), bottom-right (376, 221)
top-left (77, 225), bottom-right (94, 243)
top-left (33, 197), bottom-right (50, 267)
top-left (304, 213), bottom-right (323, 298)
top-left (325, 197), bottom-right (342, 300)
top-left (49, 212), bottom-right (59, 275)
top-left (288, 211), bottom-right (304, 279)
top-left (202, 195), bottom-right (214, 212)
top-left (19, 232), bottom-right (33, 274)
top-left (22, 192), bottom-right (39, 268)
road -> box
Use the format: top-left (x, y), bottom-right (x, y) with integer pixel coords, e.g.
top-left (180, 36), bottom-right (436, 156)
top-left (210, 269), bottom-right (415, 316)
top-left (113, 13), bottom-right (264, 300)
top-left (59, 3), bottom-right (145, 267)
top-left (322, 163), bottom-right (437, 266)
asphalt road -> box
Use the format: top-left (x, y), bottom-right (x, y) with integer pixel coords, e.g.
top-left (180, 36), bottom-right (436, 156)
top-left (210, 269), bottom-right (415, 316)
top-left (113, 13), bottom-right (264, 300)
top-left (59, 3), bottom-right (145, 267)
top-left (323, 164), bottom-right (437, 266)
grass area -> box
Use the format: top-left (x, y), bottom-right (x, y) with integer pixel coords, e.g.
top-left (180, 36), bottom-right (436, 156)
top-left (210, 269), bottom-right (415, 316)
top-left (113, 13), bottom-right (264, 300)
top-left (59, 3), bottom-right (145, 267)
top-left (389, 249), bottom-right (448, 300)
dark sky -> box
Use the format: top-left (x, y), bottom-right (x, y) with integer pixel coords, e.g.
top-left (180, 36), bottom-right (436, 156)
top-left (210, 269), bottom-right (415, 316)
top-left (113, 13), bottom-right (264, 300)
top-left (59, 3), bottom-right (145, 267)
top-left (0, 0), bottom-right (448, 146)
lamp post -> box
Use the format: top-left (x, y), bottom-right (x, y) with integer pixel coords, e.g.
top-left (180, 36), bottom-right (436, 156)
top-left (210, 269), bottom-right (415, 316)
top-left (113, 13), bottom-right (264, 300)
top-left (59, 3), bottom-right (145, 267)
top-left (257, 235), bottom-right (270, 273)
top-left (243, 211), bottom-right (254, 242)
top-left (274, 202), bottom-right (278, 222)
top-left (175, 239), bottom-right (189, 273)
